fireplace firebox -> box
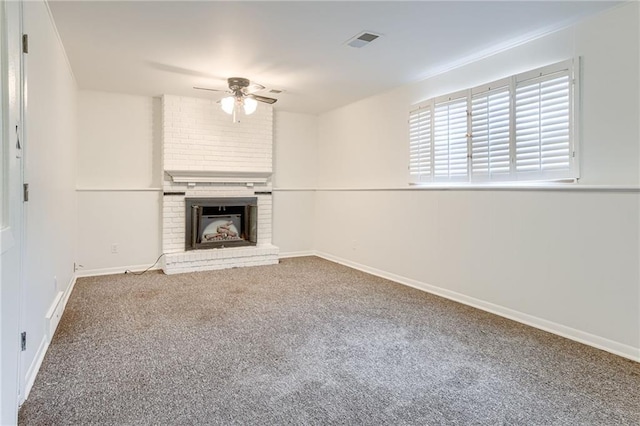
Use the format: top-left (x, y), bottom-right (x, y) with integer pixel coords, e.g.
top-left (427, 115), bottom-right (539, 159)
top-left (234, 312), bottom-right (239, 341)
top-left (185, 197), bottom-right (257, 250)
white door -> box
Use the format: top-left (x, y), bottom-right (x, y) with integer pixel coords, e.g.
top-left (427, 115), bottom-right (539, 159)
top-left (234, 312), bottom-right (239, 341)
top-left (0, 0), bottom-right (24, 423)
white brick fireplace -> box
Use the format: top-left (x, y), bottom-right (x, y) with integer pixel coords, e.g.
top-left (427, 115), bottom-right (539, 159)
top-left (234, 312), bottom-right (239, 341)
top-left (161, 95), bottom-right (279, 274)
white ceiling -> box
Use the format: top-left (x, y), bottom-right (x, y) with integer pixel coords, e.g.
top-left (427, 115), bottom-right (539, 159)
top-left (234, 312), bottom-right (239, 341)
top-left (48, 1), bottom-right (620, 114)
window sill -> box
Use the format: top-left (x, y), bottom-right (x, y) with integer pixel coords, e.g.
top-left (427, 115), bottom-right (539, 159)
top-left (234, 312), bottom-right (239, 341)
top-left (408, 182), bottom-right (639, 192)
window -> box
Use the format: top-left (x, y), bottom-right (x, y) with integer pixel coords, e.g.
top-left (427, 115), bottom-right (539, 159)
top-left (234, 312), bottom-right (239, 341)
top-left (434, 94), bottom-right (468, 181)
top-left (471, 80), bottom-right (511, 181)
top-left (409, 106), bottom-right (431, 182)
top-left (515, 68), bottom-right (573, 180)
top-left (408, 59), bottom-right (577, 184)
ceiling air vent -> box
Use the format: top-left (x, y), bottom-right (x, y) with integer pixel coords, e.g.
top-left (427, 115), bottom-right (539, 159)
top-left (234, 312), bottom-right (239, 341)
top-left (346, 32), bottom-right (382, 48)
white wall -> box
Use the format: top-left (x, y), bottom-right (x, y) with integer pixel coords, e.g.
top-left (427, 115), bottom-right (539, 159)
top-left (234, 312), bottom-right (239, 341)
top-left (76, 92), bottom-right (162, 273)
top-left (273, 111), bottom-right (318, 189)
top-left (78, 91), bottom-right (160, 188)
top-left (22, 0), bottom-right (78, 396)
top-left (77, 191), bottom-right (161, 272)
top-left (273, 111), bottom-right (317, 255)
top-left (314, 3), bottom-right (640, 359)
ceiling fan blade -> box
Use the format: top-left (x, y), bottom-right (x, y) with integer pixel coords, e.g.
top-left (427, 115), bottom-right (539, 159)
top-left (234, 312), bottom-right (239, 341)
top-left (243, 83), bottom-right (266, 94)
top-left (249, 94), bottom-right (278, 104)
top-left (193, 86), bottom-right (226, 92)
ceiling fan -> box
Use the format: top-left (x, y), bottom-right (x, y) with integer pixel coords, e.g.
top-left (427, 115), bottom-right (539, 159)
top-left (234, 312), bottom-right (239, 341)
top-left (194, 77), bottom-right (277, 119)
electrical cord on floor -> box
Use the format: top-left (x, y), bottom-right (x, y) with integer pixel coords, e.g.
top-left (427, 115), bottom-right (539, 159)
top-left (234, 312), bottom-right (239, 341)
top-left (124, 253), bottom-right (166, 275)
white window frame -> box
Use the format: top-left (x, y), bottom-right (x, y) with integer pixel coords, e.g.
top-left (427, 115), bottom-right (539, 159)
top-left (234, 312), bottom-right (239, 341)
top-left (408, 58), bottom-right (579, 185)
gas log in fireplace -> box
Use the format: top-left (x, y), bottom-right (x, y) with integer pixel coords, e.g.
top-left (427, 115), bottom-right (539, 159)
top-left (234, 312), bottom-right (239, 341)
top-left (185, 197), bottom-right (257, 250)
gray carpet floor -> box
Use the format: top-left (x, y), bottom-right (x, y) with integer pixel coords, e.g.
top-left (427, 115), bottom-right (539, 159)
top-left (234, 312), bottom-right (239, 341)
top-left (18, 256), bottom-right (640, 425)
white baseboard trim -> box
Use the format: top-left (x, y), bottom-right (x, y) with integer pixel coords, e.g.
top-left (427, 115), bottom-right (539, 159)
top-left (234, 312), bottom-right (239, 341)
top-left (45, 274), bottom-right (77, 339)
top-left (45, 291), bottom-right (64, 340)
top-left (76, 264), bottom-right (161, 277)
top-left (315, 251), bottom-right (640, 363)
top-left (61, 274), bottom-right (77, 310)
top-left (279, 250), bottom-right (315, 259)
top-left (22, 335), bottom-right (47, 402)
top-left (22, 274), bottom-right (77, 404)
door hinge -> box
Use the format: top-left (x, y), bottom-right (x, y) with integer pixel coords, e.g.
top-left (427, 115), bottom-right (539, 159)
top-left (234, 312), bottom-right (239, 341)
top-left (23, 183), bottom-right (29, 202)
top-left (21, 332), bottom-right (26, 351)
top-left (15, 125), bottom-right (21, 150)
top-left (22, 34), bottom-right (28, 54)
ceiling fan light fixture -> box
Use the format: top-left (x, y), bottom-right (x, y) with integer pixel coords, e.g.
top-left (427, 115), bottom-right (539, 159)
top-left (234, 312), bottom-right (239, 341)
top-left (221, 96), bottom-right (235, 114)
top-left (243, 97), bottom-right (258, 115)
top-left (208, 77), bottom-right (275, 119)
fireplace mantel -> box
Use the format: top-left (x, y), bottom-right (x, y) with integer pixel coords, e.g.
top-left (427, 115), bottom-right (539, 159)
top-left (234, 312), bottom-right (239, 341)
top-left (165, 170), bottom-right (271, 185)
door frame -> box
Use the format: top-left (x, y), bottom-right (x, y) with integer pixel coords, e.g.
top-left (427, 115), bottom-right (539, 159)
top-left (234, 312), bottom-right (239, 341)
top-left (0, 0), bottom-right (25, 422)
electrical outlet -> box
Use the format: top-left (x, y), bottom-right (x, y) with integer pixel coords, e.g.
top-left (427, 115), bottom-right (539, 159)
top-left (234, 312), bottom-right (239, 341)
top-left (111, 243), bottom-right (119, 254)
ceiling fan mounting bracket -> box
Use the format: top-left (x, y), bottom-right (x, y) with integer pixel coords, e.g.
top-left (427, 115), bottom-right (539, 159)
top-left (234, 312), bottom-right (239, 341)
top-left (228, 77), bottom-right (250, 92)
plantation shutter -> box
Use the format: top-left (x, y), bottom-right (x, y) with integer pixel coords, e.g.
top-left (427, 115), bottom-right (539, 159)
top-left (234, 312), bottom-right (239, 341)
top-left (433, 96), bottom-right (468, 180)
top-left (471, 85), bottom-right (511, 180)
top-left (408, 59), bottom-right (577, 184)
top-left (409, 106), bottom-right (432, 182)
top-left (515, 67), bottom-right (574, 180)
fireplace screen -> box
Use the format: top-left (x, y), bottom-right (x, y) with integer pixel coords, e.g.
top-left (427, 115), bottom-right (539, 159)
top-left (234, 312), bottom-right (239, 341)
top-left (185, 197), bottom-right (257, 250)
